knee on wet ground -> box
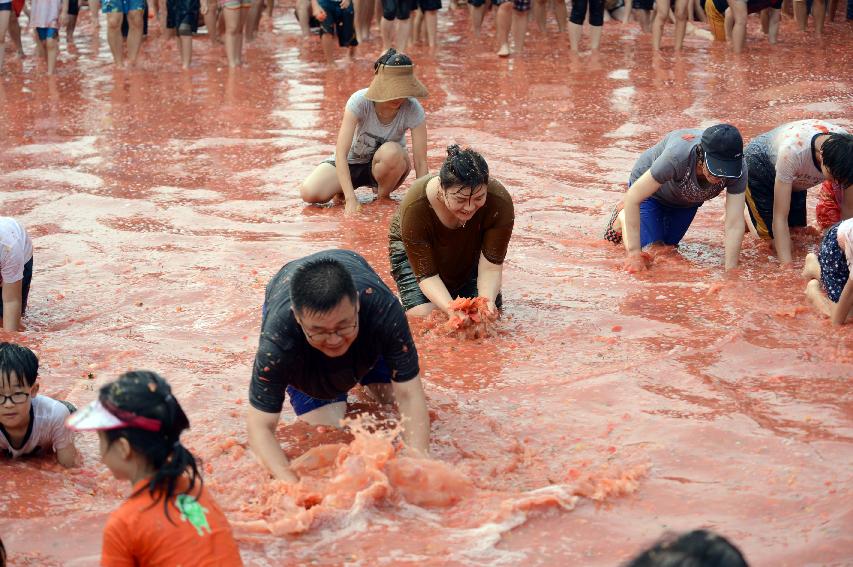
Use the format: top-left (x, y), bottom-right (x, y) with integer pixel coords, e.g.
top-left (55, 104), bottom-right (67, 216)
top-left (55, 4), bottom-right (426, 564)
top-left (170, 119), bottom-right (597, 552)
top-left (372, 142), bottom-right (409, 180)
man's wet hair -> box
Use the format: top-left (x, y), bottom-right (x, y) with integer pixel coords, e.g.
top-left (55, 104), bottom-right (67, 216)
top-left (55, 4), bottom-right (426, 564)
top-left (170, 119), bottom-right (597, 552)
top-left (439, 144), bottom-right (490, 194)
top-left (625, 530), bottom-right (749, 567)
top-left (0, 342), bottom-right (39, 390)
top-left (822, 133), bottom-right (853, 188)
top-left (373, 48), bottom-right (413, 70)
top-left (290, 258), bottom-right (358, 315)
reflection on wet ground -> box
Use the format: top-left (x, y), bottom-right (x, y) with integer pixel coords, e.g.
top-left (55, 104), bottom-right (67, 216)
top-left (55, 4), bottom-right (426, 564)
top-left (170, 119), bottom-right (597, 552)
top-left (1, 4), bottom-right (851, 566)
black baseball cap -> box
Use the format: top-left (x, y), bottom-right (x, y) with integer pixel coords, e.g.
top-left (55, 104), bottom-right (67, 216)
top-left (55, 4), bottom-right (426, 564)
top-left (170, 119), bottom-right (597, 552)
top-left (701, 124), bottom-right (744, 179)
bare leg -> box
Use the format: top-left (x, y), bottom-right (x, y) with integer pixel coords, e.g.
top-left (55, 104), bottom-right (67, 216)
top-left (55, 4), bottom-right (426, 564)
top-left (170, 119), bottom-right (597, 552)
top-left (0, 12), bottom-right (9, 71)
top-left (10, 13), bottom-right (24, 55)
top-left (266, 0), bottom-right (273, 17)
top-left (223, 7), bottom-right (243, 66)
top-left (395, 16), bottom-right (411, 50)
top-left (812, 0), bottom-right (824, 35)
top-left (568, 20), bottom-right (581, 50)
top-left (589, 21), bottom-right (602, 49)
top-left (91, 0), bottom-right (102, 26)
top-left (380, 17), bottom-right (395, 51)
top-left (730, 0), bottom-right (747, 51)
top-left (320, 31), bottom-right (335, 62)
top-left (204, 5), bottom-right (219, 41)
top-left (299, 401), bottom-right (347, 427)
top-left (245, 0), bottom-right (263, 40)
top-left (301, 162), bottom-right (343, 203)
top-left (802, 252), bottom-right (821, 280)
top-left (469, 3), bottom-right (485, 34)
top-left (793, 0), bottom-right (807, 29)
top-left (126, 9), bottom-right (144, 65)
top-left (372, 142), bottom-right (410, 198)
top-left (652, 0), bottom-right (669, 49)
top-left (353, 0), bottom-right (369, 39)
top-left (673, 0), bottom-right (688, 50)
top-left (66, 14), bottom-right (78, 41)
top-left (178, 34), bottom-right (192, 68)
top-left (634, 8), bottom-right (650, 31)
top-left (496, 2), bottom-right (512, 54)
top-left (805, 279), bottom-right (834, 317)
top-left (554, 0), bottom-right (567, 30)
top-left (106, 12), bottom-right (125, 66)
top-left (45, 35), bottom-right (59, 74)
top-left (424, 9), bottom-right (437, 45)
top-left (296, 0), bottom-right (311, 35)
top-left (511, 8), bottom-right (527, 52)
top-left (534, 0), bottom-right (547, 30)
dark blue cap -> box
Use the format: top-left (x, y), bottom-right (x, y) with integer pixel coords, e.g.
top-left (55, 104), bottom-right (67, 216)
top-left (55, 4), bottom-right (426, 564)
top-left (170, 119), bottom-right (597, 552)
top-left (701, 124), bottom-right (744, 179)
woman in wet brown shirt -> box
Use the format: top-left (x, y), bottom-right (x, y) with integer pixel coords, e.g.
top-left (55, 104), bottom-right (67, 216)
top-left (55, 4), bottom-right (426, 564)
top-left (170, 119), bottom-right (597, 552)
top-left (389, 145), bottom-right (514, 317)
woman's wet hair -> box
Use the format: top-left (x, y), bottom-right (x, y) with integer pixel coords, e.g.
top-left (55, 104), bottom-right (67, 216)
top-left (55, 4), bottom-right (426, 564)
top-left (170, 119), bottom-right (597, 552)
top-left (290, 258), bottom-right (358, 316)
top-left (0, 342), bottom-right (39, 390)
top-left (439, 144), bottom-right (490, 194)
top-left (373, 48), bottom-right (413, 71)
top-left (625, 529), bottom-right (749, 567)
top-left (101, 370), bottom-right (202, 523)
top-left (822, 133), bottom-right (853, 188)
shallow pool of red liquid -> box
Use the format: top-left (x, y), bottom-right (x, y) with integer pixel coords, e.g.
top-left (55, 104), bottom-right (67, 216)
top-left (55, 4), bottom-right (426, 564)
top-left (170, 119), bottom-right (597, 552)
top-left (1, 5), bottom-right (851, 566)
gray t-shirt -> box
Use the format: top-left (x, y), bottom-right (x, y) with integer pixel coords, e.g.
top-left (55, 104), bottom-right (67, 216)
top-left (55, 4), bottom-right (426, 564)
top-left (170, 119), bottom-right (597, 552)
top-left (629, 128), bottom-right (748, 208)
top-left (342, 88), bottom-right (425, 165)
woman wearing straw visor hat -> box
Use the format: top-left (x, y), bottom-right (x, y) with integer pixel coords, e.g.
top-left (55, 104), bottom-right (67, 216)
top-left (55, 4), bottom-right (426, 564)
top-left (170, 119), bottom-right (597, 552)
top-left (301, 49), bottom-right (429, 216)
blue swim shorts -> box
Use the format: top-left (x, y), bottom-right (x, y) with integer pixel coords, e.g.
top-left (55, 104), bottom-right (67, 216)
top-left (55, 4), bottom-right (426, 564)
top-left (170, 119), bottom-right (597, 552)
top-left (639, 197), bottom-right (700, 247)
top-left (36, 27), bottom-right (59, 40)
top-left (286, 357), bottom-right (393, 416)
top-left (102, 0), bottom-right (144, 14)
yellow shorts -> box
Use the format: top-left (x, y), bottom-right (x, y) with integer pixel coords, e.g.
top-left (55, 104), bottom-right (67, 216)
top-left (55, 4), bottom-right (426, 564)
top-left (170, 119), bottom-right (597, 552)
top-left (704, 0), bottom-right (726, 41)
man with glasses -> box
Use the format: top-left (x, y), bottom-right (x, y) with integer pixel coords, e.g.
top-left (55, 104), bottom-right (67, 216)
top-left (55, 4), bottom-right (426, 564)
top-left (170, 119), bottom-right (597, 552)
top-left (247, 249), bottom-right (430, 483)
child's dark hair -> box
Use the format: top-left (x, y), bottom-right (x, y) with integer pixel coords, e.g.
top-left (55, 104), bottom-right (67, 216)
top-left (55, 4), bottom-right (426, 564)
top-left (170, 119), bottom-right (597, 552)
top-left (439, 144), bottom-right (489, 193)
top-left (373, 48), bottom-right (413, 71)
top-left (0, 342), bottom-right (39, 389)
top-left (290, 257), bottom-right (358, 316)
top-left (625, 529), bottom-right (749, 567)
top-left (1, 535), bottom-right (6, 567)
top-left (101, 370), bottom-right (202, 522)
top-left (822, 133), bottom-right (853, 188)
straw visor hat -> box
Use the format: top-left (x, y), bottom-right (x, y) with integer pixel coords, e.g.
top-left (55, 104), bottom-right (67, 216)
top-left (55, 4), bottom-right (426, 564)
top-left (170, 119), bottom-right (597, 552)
top-left (365, 63), bottom-right (429, 103)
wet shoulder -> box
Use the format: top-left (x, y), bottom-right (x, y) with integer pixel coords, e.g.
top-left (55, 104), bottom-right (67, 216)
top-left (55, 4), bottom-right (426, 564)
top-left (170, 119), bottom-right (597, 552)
top-left (397, 175), bottom-right (435, 224)
top-left (486, 178), bottom-right (515, 217)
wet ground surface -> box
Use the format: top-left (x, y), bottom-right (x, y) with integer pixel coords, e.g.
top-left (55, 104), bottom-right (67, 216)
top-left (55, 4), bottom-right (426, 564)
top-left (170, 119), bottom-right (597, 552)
top-left (1, 5), bottom-right (852, 566)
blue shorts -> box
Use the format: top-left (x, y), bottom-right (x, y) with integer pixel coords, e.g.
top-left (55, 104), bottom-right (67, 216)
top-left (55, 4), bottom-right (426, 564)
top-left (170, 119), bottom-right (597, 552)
top-left (36, 27), bottom-right (59, 40)
top-left (286, 357), bottom-right (393, 416)
top-left (103, 0), bottom-right (144, 14)
top-left (0, 2), bottom-right (11, 11)
top-left (639, 197), bottom-right (700, 247)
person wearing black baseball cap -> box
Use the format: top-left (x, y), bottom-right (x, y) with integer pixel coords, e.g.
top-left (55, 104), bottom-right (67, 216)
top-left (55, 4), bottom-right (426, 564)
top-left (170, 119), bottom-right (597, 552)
top-left (603, 124), bottom-right (748, 272)
top-left (743, 120), bottom-right (852, 265)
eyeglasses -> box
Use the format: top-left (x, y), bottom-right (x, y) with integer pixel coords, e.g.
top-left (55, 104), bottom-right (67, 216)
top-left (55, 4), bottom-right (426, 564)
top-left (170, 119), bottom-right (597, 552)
top-left (301, 321), bottom-right (359, 342)
top-left (0, 392), bottom-right (31, 405)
